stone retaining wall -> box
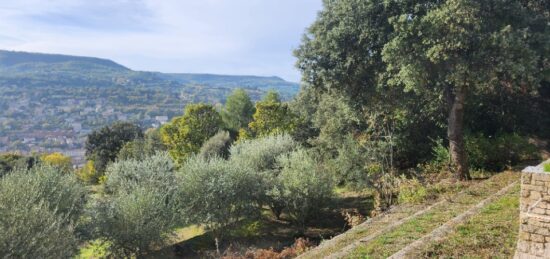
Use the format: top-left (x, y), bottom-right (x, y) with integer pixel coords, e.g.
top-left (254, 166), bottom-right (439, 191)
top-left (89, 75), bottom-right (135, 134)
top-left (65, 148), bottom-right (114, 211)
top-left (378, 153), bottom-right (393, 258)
top-left (516, 160), bottom-right (550, 258)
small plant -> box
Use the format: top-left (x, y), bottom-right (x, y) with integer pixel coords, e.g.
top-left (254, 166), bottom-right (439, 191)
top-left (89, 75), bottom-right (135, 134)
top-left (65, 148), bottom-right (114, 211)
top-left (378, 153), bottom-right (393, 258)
top-left (398, 177), bottom-right (428, 204)
top-left (544, 163), bottom-right (550, 173)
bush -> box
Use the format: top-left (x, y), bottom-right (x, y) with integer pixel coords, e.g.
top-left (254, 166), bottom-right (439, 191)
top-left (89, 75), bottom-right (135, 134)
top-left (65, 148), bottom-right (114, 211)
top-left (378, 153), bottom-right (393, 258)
top-left (103, 152), bottom-right (175, 194)
top-left (0, 165), bottom-right (86, 257)
top-left (199, 131), bottom-right (233, 159)
top-left (40, 152), bottom-right (73, 173)
top-left (0, 153), bottom-right (38, 177)
top-left (397, 177), bottom-right (428, 204)
top-left (91, 153), bottom-right (179, 257)
top-left (117, 128), bottom-right (166, 161)
top-left (466, 133), bottom-right (539, 171)
top-left (229, 134), bottom-right (298, 171)
top-left (76, 160), bottom-right (99, 184)
top-left (178, 155), bottom-right (263, 241)
top-left (277, 149), bottom-right (334, 230)
top-left (229, 134), bottom-right (298, 219)
top-left (92, 186), bottom-right (179, 257)
top-left (325, 135), bottom-right (369, 188)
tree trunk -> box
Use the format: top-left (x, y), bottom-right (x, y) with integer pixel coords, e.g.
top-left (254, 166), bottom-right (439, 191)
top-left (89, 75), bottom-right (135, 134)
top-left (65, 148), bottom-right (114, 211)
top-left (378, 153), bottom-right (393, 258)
top-left (447, 85), bottom-right (471, 180)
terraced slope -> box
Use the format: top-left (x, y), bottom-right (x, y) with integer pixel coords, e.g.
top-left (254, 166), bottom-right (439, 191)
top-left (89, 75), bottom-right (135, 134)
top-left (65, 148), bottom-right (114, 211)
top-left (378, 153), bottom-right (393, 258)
top-left (299, 171), bottom-right (520, 259)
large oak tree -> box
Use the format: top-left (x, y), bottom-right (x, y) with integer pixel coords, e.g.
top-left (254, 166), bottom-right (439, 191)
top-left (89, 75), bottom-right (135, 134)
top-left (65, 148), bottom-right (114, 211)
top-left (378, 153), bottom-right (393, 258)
top-left (296, 0), bottom-right (548, 179)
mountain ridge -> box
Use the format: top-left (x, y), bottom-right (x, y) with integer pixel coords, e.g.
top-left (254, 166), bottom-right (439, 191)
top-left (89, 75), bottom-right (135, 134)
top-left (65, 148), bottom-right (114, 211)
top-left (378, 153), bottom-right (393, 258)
top-left (0, 50), bottom-right (299, 94)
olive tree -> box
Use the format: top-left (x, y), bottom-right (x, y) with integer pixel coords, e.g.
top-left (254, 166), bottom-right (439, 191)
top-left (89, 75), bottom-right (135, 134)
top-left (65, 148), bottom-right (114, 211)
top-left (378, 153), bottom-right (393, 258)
top-left (229, 134), bottom-right (298, 219)
top-left (277, 149), bottom-right (334, 230)
top-left (177, 155), bottom-right (263, 243)
top-left (0, 165), bottom-right (86, 258)
top-left (91, 153), bottom-right (179, 257)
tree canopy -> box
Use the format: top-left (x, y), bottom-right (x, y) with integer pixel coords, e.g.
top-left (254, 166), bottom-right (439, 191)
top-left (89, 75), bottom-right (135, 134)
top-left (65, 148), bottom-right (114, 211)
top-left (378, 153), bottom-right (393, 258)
top-left (295, 0), bottom-right (549, 179)
top-left (161, 104), bottom-right (223, 164)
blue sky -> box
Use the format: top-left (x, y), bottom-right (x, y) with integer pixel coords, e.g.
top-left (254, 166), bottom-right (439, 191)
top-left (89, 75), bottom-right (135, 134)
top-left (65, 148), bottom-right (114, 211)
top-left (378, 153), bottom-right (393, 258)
top-left (0, 0), bottom-right (323, 82)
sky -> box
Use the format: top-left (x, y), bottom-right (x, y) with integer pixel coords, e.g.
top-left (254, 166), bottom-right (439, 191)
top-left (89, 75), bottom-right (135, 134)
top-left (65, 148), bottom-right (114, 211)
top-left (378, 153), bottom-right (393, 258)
top-left (0, 0), bottom-right (323, 82)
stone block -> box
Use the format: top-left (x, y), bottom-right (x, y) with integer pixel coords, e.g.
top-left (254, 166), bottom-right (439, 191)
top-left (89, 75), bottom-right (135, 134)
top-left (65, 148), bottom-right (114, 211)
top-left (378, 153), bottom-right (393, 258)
top-left (533, 173), bottom-right (550, 182)
top-left (531, 191), bottom-right (542, 200)
top-left (531, 234), bottom-right (544, 243)
top-left (517, 240), bottom-right (530, 253)
top-left (531, 208), bottom-right (546, 215)
top-left (530, 242), bottom-right (545, 257)
top-left (520, 232), bottom-right (531, 241)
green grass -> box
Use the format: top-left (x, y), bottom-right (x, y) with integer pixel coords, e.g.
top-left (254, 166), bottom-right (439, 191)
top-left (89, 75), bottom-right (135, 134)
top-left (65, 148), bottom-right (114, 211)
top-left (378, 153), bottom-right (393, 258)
top-left (544, 163), bottom-right (550, 173)
top-left (415, 184), bottom-right (520, 258)
top-left (349, 171), bottom-right (519, 258)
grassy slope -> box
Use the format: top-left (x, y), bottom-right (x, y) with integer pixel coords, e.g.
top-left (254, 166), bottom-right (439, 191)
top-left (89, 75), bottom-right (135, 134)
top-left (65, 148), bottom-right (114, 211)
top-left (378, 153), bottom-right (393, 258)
top-left (416, 184), bottom-right (520, 258)
top-left (351, 171), bottom-right (518, 258)
top-left (299, 171), bottom-right (520, 259)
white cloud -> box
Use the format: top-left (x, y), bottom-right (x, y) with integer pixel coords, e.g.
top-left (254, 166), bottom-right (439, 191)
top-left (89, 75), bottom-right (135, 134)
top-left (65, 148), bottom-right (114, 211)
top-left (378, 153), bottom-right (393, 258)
top-left (0, 0), bottom-right (322, 81)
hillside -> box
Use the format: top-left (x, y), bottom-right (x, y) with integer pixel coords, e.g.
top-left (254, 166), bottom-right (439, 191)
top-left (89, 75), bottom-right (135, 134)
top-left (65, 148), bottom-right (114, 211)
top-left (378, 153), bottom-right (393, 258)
top-left (0, 50), bottom-right (300, 94)
top-left (0, 50), bottom-right (300, 158)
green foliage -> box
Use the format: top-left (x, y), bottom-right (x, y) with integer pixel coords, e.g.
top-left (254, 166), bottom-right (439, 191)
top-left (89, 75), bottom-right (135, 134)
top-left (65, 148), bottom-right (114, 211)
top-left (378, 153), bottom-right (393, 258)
top-left (161, 103), bottom-right (223, 164)
top-left (0, 165), bottom-right (86, 258)
top-left (85, 122), bottom-right (143, 175)
top-left (229, 134), bottom-right (298, 219)
top-left (277, 149), bottom-right (334, 229)
top-left (230, 134), bottom-right (298, 172)
top-left (91, 153), bottom-right (179, 257)
top-left (544, 163), bottom-right (550, 173)
top-left (221, 89), bottom-right (255, 131)
top-left (117, 128), bottom-right (166, 161)
top-left (466, 133), bottom-right (539, 171)
top-left (312, 92), bottom-right (360, 148)
top-left (0, 153), bottom-right (37, 177)
top-left (262, 90), bottom-right (281, 103)
top-left (178, 155), bottom-right (263, 239)
top-left (245, 100), bottom-right (298, 139)
top-left (295, 0), bottom-right (549, 176)
top-left (76, 160), bottom-right (99, 184)
top-left (397, 177), bottom-right (428, 205)
top-left (199, 131), bottom-right (233, 159)
top-left (324, 135), bottom-right (369, 188)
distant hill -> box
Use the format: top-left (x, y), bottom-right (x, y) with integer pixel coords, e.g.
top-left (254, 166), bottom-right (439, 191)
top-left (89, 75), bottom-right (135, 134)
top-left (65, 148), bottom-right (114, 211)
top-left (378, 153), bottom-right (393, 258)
top-left (0, 50), bottom-right (300, 96)
top-left (0, 50), bottom-right (128, 70)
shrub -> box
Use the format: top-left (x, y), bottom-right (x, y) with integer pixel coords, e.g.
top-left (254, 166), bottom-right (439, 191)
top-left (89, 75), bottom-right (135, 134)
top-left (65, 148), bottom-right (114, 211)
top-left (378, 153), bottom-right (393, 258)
top-left (325, 135), bottom-right (369, 189)
top-left (76, 160), bottom-right (99, 184)
top-left (0, 153), bottom-right (38, 177)
top-left (178, 155), bottom-right (263, 241)
top-left (277, 149), bottom-right (334, 230)
top-left (397, 177), bottom-right (428, 204)
top-left (103, 152), bottom-right (175, 194)
top-left (117, 128), bottom-right (167, 161)
top-left (0, 165), bottom-right (86, 257)
top-left (229, 134), bottom-right (298, 218)
top-left (92, 186), bottom-right (179, 257)
top-left (91, 153), bottom-right (179, 257)
top-left (229, 134), bottom-right (298, 171)
top-left (40, 152), bottom-right (73, 173)
top-left (466, 133), bottom-right (539, 171)
top-left (199, 131), bottom-right (233, 159)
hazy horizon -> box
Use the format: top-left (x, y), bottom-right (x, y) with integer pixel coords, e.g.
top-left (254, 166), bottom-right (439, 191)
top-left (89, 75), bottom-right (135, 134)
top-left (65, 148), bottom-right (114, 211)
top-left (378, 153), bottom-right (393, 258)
top-left (0, 0), bottom-right (323, 82)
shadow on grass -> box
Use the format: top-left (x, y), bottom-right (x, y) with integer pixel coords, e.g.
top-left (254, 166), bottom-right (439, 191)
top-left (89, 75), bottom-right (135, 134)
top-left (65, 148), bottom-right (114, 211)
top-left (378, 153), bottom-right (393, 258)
top-left (149, 192), bottom-right (374, 258)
